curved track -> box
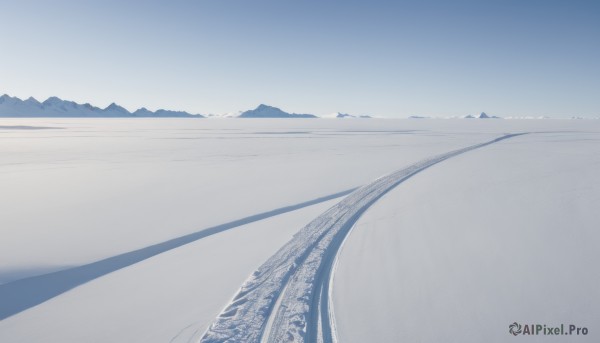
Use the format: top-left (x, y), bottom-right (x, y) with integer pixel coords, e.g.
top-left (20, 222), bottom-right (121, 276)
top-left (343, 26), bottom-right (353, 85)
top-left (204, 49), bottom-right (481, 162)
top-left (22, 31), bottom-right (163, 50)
top-left (201, 133), bottom-right (525, 343)
top-left (0, 189), bottom-right (354, 320)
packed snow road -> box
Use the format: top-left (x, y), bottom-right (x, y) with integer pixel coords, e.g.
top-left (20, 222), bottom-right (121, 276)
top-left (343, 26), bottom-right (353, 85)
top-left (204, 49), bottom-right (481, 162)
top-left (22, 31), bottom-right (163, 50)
top-left (201, 133), bottom-right (525, 343)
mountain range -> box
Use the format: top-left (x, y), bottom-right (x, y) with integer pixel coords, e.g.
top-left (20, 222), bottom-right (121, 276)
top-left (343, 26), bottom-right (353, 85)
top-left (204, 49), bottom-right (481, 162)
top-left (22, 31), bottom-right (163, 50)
top-left (0, 94), bottom-right (202, 117)
top-left (0, 94), bottom-right (509, 119)
top-left (0, 95), bottom-right (331, 118)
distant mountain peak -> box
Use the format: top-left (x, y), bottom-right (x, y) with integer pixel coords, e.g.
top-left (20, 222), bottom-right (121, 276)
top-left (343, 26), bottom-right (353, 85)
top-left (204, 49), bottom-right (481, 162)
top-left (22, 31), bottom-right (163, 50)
top-left (42, 96), bottom-right (63, 105)
top-left (104, 102), bottom-right (128, 112)
top-left (239, 104), bottom-right (316, 118)
top-left (0, 94), bottom-right (15, 103)
top-left (256, 104), bottom-right (274, 110)
top-left (24, 97), bottom-right (42, 107)
top-left (463, 112), bottom-right (501, 119)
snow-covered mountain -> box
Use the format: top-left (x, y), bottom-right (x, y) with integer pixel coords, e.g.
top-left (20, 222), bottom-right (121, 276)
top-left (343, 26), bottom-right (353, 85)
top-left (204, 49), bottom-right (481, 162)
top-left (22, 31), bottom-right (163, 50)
top-left (1, 94), bottom-right (377, 119)
top-left (464, 112), bottom-right (501, 119)
top-left (0, 94), bottom-right (203, 117)
top-left (239, 104), bottom-right (316, 118)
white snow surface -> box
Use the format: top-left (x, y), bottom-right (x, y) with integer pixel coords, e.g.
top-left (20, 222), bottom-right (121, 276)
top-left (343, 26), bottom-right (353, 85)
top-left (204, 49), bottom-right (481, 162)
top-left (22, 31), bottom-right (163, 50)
top-left (201, 133), bottom-right (524, 343)
top-left (0, 197), bottom-right (339, 343)
top-left (1, 118), bottom-right (598, 342)
top-left (1, 118), bottom-right (495, 277)
top-left (334, 131), bottom-right (600, 343)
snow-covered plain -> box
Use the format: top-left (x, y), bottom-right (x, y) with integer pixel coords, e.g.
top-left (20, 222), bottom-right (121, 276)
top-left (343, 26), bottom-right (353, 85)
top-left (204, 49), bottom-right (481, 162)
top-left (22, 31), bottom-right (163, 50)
top-left (333, 131), bottom-right (600, 343)
top-left (0, 118), bottom-right (598, 342)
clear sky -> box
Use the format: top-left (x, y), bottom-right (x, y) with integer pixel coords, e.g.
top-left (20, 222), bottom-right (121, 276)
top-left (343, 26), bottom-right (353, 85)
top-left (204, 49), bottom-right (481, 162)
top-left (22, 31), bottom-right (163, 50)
top-left (1, 0), bottom-right (598, 117)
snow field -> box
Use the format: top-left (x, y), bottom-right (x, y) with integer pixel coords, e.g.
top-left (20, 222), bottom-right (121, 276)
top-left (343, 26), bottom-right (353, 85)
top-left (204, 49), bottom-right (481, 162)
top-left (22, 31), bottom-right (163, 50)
top-left (333, 131), bottom-right (600, 343)
top-left (1, 118), bottom-right (598, 342)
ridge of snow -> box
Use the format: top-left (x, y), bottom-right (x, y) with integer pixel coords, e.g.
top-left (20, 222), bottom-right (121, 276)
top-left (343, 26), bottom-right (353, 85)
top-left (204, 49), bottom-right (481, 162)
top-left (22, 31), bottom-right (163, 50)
top-left (208, 111), bottom-right (243, 118)
top-left (324, 112), bottom-right (371, 119)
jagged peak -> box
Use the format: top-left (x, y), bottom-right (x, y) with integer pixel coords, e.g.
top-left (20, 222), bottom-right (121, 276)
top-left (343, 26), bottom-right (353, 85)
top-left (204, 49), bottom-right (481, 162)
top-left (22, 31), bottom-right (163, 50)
top-left (25, 97), bottom-right (42, 106)
top-left (0, 94), bottom-right (16, 103)
top-left (105, 102), bottom-right (127, 111)
top-left (43, 96), bottom-right (63, 105)
top-left (255, 104), bottom-right (278, 110)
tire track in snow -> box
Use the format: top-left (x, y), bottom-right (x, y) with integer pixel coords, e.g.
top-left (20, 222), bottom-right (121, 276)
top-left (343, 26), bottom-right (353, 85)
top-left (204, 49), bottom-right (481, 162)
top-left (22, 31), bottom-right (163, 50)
top-left (200, 133), bottom-right (526, 343)
top-left (0, 189), bottom-right (355, 320)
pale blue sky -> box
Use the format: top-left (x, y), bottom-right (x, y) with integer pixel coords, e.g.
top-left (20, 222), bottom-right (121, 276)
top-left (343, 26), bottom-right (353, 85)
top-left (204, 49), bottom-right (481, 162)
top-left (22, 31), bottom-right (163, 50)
top-left (1, 0), bottom-right (598, 117)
